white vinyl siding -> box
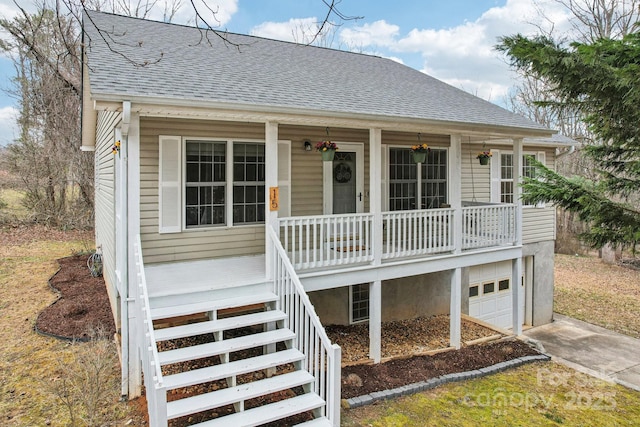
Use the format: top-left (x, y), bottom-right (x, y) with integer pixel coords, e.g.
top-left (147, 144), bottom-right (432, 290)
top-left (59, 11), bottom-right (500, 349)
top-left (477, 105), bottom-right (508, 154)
top-left (94, 110), bottom-right (121, 318)
top-left (462, 144), bottom-right (556, 244)
top-left (462, 144), bottom-right (491, 202)
top-left (140, 117), bottom-right (265, 264)
top-left (522, 148), bottom-right (555, 244)
top-left (280, 125), bottom-right (369, 216)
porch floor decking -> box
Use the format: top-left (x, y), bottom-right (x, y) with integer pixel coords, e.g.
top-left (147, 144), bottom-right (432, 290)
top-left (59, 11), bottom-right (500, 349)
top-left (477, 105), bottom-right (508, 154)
top-left (144, 254), bottom-right (266, 298)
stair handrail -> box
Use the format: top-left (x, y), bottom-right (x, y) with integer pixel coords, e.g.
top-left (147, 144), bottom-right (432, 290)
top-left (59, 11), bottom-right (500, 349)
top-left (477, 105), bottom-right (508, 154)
top-left (268, 226), bottom-right (341, 426)
top-left (133, 235), bottom-right (167, 426)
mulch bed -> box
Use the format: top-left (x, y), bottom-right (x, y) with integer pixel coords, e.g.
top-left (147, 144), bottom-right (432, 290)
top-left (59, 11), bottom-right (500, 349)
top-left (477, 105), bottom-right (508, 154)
top-left (36, 254), bottom-right (116, 340)
top-left (341, 338), bottom-right (539, 399)
top-left (39, 255), bottom-right (541, 425)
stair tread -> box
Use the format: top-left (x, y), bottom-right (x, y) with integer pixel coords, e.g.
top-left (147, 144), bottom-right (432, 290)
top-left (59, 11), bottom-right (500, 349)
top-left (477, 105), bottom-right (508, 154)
top-left (150, 291), bottom-right (278, 320)
top-left (158, 328), bottom-right (295, 366)
top-left (295, 417), bottom-right (333, 426)
top-left (166, 370), bottom-right (315, 419)
top-left (155, 310), bottom-right (287, 342)
top-left (190, 392), bottom-right (326, 427)
top-left (163, 348), bottom-right (305, 390)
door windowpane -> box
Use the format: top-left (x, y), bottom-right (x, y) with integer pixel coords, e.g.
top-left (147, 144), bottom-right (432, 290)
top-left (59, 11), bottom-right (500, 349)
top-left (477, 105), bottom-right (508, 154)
top-left (483, 282), bottom-right (495, 294)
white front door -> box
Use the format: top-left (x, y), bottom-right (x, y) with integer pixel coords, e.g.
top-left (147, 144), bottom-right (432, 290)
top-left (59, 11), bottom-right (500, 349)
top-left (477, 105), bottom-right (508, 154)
top-left (323, 142), bottom-right (364, 214)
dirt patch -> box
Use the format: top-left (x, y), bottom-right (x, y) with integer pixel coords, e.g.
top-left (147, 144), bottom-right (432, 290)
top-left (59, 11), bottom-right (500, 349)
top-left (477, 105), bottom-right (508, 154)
top-left (555, 253), bottom-right (640, 338)
top-left (0, 223), bottom-right (91, 248)
top-left (36, 254), bottom-right (116, 340)
top-left (341, 338), bottom-right (539, 399)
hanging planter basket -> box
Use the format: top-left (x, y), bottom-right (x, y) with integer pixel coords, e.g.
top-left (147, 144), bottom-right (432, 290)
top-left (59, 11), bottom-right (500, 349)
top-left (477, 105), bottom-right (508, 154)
top-left (476, 150), bottom-right (492, 166)
top-left (411, 151), bottom-right (427, 164)
top-left (321, 149), bottom-right (336, 162)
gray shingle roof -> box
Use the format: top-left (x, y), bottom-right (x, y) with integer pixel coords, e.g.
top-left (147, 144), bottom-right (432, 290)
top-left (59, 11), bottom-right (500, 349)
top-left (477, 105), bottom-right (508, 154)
top-left (83, 11), bottom-right (550, 133)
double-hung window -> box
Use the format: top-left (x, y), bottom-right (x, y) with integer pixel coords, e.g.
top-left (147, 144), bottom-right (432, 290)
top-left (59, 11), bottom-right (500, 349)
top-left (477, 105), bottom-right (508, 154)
top-left (389, 147), bottom-right (448, 210)
top-left (494, 151), bottom-right (546, 206)
top-left (500, 153), bottom-right (514, 204)
top-left (161, 136), bottom-right (266, 232)
top-left (185, 141), bottom-right (226, 227)
top-left (233, 142), bottom-right (266, 224)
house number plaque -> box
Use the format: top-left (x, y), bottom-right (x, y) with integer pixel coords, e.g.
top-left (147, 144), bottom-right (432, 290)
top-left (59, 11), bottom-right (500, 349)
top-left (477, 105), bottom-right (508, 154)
top-left (270, 187), bottom-right (279, 211)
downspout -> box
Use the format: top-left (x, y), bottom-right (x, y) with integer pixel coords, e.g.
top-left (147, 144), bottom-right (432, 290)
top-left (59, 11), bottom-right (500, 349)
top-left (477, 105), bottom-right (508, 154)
top-left (119, 101), bottom-right (131, 398)
top-left (556, 145), bottom-right (575, 159)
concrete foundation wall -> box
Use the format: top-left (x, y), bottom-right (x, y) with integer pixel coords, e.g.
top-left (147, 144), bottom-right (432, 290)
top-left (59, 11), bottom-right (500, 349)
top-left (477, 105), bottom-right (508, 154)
top-left (308, 287), bottom-right (350, 325)
top-left (308, 242), bottom-right (555, 328)
top-left (308, 271), bottom-right (451, 326)
top-left (522, 240), bottom-right (555, 326)
top-left (382, 271), bottom-right (451, 322)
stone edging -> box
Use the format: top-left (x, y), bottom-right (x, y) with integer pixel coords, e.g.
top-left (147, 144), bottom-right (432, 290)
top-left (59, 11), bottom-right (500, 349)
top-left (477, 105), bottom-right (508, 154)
top-left (342, 354), bottom-right (551, 409)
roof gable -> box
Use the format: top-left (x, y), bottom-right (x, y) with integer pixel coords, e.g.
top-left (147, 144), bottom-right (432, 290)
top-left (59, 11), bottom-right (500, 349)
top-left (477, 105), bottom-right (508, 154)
top-left (83, 11), bottom-right (549, 133)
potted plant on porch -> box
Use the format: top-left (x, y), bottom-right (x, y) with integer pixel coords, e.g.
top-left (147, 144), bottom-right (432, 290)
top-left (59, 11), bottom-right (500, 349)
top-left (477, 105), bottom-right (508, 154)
top-left (476, 150), bottom-right (492, 165)
top-left (316, 140), bottom-right (339, 161)
top-left (410, 143), bottom-right (429, 164)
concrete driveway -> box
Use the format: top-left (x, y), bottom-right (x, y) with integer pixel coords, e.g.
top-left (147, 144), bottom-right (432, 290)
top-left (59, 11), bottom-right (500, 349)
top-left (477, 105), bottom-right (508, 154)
top-left (523, 314), bottom-right (640, 391)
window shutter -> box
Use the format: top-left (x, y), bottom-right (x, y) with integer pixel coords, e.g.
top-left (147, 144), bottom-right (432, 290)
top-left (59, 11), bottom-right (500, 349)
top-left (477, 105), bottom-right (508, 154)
top-left (490, 149), bottom-right (500, 203)
top-left (277, 140), bottom-right (291, 217)
top-left (536, 151), bottom-right (546, 208)
top-left (381, 144), bottom-right (388, 211)
top-left (158, 135), bottom-right (182, 233)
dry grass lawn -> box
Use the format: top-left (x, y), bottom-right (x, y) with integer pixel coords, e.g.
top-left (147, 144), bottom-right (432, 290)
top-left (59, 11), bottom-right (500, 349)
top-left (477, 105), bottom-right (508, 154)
top-left (342, 362), bottom-right (640, 426)
top-left (554, 254), bottom-right (640, 338)
top-left (0, 225), bottom-right (143, 426)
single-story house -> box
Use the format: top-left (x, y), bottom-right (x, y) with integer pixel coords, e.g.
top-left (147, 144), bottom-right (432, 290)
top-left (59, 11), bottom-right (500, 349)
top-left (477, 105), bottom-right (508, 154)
top-left (81, 10), bottom-right (565, 427)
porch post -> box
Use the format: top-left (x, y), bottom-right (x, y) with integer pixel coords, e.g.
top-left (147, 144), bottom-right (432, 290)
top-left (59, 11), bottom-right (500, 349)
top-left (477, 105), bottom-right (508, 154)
top-left (369, 128), bottom-right (382, 363)
top-left (449, 135), bottom-right (462, 349)
top-left (449, 134), bottom-right (462, 254)
top-left (512, 138), bottom-right (523, 335)
top-left (126, 110), bottom-right (142, 397)
top-left (449, 267), bottom-right (462, 349)
top-left (369, 280), bottom-right (382, 363)
top-left (369, 128), bottom-right (383, 265)
top-left (265, 122), bottom-right (279, 280)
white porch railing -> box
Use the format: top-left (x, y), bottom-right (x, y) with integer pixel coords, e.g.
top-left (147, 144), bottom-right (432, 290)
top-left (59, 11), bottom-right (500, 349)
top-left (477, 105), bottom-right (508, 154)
top-left (279, 204), bottom-right (517, 271)
top-left (279, 213), bottom-right (374, 270)
top-left (462, 204), bottom-right (516, 249)
top-left (133, 236), bottom-right (167, 427)
top-left (382, 208), bottom-right (455, 259)
top-left (268, 226), bottom-right (342, 426)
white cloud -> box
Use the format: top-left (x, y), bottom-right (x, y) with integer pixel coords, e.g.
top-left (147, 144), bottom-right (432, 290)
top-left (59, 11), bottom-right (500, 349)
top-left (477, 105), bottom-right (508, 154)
top-left (0, 0), bottom-right (29, 19)
top-left (0, 106), bottom-right (18, 147)
top-left (144, 0), bottom-right (238, 26)
top-left (250, 17), bottom-right (321, 43)
top-left (162, 0), bottom-right (238, 26)
top-left (332, 0), bottom-right (573, 103)
top-left (340, 20), bottom-right (399, 48)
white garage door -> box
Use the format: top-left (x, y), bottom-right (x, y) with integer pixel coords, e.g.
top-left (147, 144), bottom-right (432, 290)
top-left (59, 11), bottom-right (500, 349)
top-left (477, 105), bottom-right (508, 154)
top-left (469, 261), bottom-right (525, 329)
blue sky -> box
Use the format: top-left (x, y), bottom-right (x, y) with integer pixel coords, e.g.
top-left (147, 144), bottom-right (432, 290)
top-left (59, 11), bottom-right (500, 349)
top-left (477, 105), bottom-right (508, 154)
top-left (0, 0), bottom-right (573, 146)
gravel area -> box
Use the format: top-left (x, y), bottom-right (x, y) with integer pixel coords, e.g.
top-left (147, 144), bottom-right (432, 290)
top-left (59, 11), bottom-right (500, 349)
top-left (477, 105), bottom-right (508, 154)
top-left (327, 315), bottom-right (503, 363)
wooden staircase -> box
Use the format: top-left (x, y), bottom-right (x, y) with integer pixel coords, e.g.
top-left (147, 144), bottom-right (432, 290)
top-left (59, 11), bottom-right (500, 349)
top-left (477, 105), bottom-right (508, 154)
top-left (148, 283), bottom-right (332, 427)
